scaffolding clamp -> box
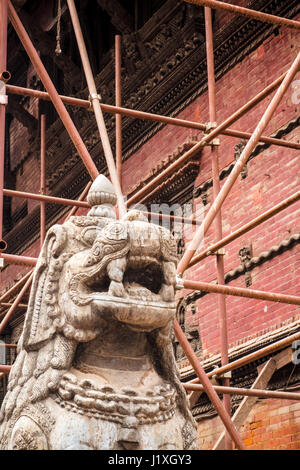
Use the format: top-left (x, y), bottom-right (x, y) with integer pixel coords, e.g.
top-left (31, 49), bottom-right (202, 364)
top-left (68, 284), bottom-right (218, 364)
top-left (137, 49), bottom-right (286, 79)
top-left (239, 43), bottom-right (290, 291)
top-left (88, 93), bottom-right (102, 111)
top-left (205, 121), bottom-right (217, 132)
top-left (201, 136), bottom-right (220, 147)
top-left (0, 81), bottom-right (8, 106)
top-left (175, 275), bottom-right (185, 290)
top-left (211, 367), bottom-right (232, 380)
top-left (206, 248), bottom-right (226, 256)
top-left (202, 122), bottom-right (220, 147)
top-left (203, 137), bottom-right (220, 147)
top-left (0, 95), bottom-right (7, 106)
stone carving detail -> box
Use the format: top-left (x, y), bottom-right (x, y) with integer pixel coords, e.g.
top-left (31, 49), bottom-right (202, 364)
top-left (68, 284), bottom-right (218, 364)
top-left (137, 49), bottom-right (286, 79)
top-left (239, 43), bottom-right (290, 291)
top-left (234, 140), bottom-right (248, 179)
top-left (238, 245), bottom-right (253, 287)
top-left (0, 175), bottom-right (197, 450)
top-left (174, 299), bottom-right (200, 362)
top-left (145, 24), bottom-right (173, 53)
top-left (200, 191), bottom-right (208, 206)
top-left (176, 236), bottom-right (185, 257)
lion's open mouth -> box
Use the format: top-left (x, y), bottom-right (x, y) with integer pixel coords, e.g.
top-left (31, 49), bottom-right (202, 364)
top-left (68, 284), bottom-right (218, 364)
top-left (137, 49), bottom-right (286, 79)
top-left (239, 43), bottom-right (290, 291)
top-left (82, 255), bottom-right (175, 305)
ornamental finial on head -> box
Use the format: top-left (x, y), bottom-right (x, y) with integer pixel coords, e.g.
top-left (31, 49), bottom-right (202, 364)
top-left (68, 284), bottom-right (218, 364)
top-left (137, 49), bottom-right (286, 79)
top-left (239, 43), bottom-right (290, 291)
top-left (87, 174), bottom-right (117, 219)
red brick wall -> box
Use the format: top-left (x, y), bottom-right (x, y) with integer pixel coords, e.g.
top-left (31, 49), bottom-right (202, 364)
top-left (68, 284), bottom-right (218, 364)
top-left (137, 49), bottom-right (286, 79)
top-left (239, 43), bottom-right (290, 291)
top-left (197, 396), bottom-right (300, 450)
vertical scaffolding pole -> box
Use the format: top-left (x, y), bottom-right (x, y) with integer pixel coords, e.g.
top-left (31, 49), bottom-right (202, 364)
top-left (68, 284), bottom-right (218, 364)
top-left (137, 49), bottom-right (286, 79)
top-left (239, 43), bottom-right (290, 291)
top-left (174, 319), bottom-right (247, 449)
top-left (0, 0), bottom-right (8, 244)
top-left (66, 0), bottom-right (126, 217)
top-left (204, 6), bottom-right (232, 450)
top-left (40, 114), bottom-right (46, 247)
top-left (115, 35), bottom-right (122, 188)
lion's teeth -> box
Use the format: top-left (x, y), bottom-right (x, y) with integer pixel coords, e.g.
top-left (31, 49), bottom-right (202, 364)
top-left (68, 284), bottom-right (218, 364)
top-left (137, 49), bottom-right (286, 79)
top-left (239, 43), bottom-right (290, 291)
top-left (159, 284), bottom-right (174, 302)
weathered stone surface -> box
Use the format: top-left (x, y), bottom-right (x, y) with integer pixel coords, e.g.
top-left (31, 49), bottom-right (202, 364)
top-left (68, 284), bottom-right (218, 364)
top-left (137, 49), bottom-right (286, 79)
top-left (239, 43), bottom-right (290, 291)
top-left (0, 175), bottom-right (197, 450)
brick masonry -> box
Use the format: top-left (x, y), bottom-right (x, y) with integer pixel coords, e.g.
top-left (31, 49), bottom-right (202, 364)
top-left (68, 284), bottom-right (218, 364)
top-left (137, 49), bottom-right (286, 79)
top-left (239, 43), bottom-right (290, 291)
top-left (197, 397), bottom-right (300, 450)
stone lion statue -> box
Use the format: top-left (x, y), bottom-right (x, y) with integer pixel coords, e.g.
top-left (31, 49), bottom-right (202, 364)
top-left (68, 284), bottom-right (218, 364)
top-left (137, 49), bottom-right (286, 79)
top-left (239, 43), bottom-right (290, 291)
top-left (0, 175), bottom-right (197, 450)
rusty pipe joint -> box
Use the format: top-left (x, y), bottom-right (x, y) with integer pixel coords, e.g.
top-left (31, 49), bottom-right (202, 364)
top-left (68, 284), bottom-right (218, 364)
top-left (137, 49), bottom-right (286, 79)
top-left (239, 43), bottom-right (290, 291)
top-left (212, 370), bottom-right (232, 380)
top-left (0, 78), bottom-right (8, 106)
top-left (206, 248), bottom-right (226, 256)
top-left (0, 70), bottom-right (11, 83)
top-left (202, 137), bottom-right (220, 147)
top-left (88, 92), bottom-right (102, 111)
top-left (205, 121), bottom-right (217, 133)
top-left (0, 239), bottom-right (7, 253)
top-left (203, 122), bottom-right (220, 146)
top-left (175, 275), bottom-right (185, 290)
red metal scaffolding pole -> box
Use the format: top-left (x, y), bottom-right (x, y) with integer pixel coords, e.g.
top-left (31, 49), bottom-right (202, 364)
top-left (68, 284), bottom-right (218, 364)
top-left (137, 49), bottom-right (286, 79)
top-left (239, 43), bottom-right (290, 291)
top-left (4, 191), bottom-right (298, 269)
top-left (189, 333), bottom-right (300, 384)
top-left (3, 188), bottom-right (90, 208)
top-left (40, 114), bottom-right (46, 248)
top-left (173, 319), bottom-right (247, 450)
top-left (6, 80), bottom-right (300, 151)
top-left (189, 190), bottom-right (300, 267)
top-left (2, 187), bottom-right (199, 226)
top-left (0, 273), bottom-right (33, 334)
top-left (0, 253), bottom-right (37, 266)
top-left (177, 51), bottom-right (300, 276)
top-left (183, 0), bottom-right (300, 30)
top-left (115, 35), bottom-right (122, 188)
top-left (182, 279), bottom-right (300, 306)
top-left (7, 1), bottom-right (99, 183)
top-left (66, 0), bottom-right (126, 218)
top-left (204, 6), bottom-right (231, 450)
top-left (184, 383), bottom-right (300, 401)
top-left (0, 0), bottom-right (8, 246)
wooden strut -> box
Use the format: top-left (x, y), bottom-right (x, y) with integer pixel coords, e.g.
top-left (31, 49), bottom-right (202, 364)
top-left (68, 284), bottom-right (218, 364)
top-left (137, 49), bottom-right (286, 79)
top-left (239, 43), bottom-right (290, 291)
top-left (213, 357), bottom-right (277, 450)
top-left (204, 5), bottom-right (231, 450)
top-left (184, 348), bottom-right (295, 401)
top-left (66, 0), bottom-right (126, 218)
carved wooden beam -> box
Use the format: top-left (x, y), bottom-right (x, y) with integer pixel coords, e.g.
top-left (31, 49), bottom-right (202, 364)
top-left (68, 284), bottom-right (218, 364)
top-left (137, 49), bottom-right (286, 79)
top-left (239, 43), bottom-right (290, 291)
top-left (7, 95), bottom-right (37, 135)
top-left (96, 0), bottom-right (133, 34)
top-left (18, 10), bottom-right (82, 92)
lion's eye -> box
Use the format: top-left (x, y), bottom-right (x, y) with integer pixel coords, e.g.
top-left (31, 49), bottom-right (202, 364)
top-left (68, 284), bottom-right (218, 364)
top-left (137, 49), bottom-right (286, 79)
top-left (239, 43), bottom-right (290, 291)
top-left (81, 226), bottom-right (102, 246)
